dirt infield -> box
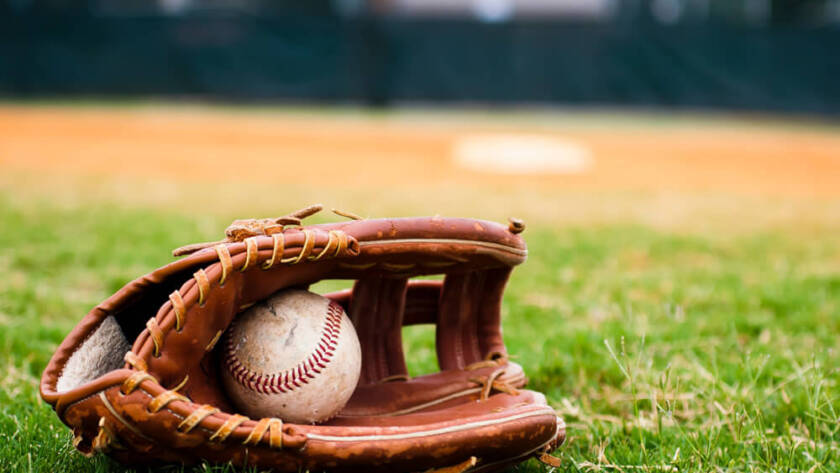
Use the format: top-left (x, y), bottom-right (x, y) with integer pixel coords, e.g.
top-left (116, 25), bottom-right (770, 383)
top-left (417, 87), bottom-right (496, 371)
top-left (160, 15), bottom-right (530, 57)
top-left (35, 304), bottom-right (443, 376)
top-left (2, 104), bottom-right (839, 198)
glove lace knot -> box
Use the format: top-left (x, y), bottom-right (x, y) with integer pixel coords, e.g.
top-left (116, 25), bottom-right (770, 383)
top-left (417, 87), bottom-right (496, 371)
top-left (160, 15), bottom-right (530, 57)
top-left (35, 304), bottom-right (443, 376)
top-left (469, 368), bottom-right (519, 401)
top-left (172, 204), bottom-right (364, 256)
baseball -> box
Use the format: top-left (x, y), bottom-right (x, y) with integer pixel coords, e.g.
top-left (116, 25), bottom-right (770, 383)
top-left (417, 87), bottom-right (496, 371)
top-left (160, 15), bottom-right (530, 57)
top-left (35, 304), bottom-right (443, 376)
top-left (221, 289), bottom-right (361, 424)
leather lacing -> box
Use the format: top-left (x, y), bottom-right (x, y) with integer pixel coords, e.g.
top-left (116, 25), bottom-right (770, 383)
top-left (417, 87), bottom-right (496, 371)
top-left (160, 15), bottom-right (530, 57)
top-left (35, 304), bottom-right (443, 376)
top-left (148, 390), bottom-right (188, 413)
top-left (468, 367), bottom-right (520, 401)
top-left (536, 450), bottom-right (563, 467)
top-left (179, 405), bottom-right (218, 433)
top-left (426, 456), bottom-right (477, 473)
top-left (146, 227), bottom-right (353, 358)
top-left (378, 374), bottom-right (411, 383)
top-left (171, 204), bottom-right (357, 257)
top-left (91, 417), bottom-right (124, 455)
top-left (209, 414), bottom-right (248, 442)
top-left (243, 418), bottom-right (284, 448)
top-left (464, 355), bottom-right (521, 401)
top-left (194, 269), bottom-right (209, 306)
top-left (112, 351), bottom-right (294, 450)
top-left (205, 330), bottom-right (224, 351)
top-left (533, 415), bottom-right (566, 467)
top-left (169, 290), bottom-right (186, 331)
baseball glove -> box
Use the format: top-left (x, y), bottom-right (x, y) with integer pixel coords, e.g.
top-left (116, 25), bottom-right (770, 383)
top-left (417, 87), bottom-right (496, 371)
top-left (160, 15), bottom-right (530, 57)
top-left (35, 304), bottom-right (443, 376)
top-left (40, 205), bottom-right (565, 472)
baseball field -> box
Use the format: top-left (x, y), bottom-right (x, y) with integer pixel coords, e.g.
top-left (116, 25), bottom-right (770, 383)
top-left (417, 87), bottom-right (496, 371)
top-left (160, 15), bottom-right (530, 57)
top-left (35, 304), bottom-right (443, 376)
top-left (1, 103), bottom-right (839, 472)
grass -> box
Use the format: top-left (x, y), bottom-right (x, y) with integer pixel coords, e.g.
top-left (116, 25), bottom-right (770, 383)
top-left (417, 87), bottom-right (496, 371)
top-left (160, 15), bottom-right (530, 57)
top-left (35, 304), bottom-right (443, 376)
top-left (1, 190), bottom-right (838, 473)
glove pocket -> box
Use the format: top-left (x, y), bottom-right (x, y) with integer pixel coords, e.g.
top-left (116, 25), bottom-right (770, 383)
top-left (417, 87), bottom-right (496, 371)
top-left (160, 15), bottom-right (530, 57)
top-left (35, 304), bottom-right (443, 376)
top-left (299, 398), bottom-right (560, 472)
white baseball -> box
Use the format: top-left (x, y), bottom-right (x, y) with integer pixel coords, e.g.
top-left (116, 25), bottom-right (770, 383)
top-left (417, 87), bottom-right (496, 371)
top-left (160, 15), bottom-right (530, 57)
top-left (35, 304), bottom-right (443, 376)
top-left (221, 289), bottom-right (361, 424)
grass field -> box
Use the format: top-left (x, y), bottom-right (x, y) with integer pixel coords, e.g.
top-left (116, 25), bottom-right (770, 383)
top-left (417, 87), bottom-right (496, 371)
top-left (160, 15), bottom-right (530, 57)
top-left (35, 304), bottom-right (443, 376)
top-left (1, 104), bottom-right (839, 472)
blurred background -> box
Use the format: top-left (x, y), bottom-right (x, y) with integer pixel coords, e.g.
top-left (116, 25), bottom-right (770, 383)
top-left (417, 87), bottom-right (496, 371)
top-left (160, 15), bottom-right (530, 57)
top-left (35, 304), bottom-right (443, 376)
top-left (2, 2), bottom-right (840, 472)
top-left (2, 0), bottom-right (840, 220)
top-left (2, 0), bottom-right (840, 113)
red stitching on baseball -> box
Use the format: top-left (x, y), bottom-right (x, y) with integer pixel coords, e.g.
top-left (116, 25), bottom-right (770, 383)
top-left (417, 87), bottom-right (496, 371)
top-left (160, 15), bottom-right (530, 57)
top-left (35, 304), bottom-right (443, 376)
top-left (225, 301), bottom-right (345, 394)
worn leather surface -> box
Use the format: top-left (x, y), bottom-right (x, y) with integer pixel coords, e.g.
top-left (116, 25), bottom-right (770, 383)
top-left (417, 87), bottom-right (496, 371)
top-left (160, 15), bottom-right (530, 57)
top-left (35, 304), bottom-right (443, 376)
top-left (41, 216), bottom-right (564, 472)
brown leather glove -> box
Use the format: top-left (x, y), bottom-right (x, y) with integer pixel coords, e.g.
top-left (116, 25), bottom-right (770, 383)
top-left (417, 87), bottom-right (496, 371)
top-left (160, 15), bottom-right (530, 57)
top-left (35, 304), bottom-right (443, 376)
top-left (40, 206), bottom-right (565, 472)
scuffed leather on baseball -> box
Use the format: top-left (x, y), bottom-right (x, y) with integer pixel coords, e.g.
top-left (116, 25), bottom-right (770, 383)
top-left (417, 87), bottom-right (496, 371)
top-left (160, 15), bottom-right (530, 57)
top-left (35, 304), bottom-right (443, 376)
top-left (221, 289), bottom-right (362, 423)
